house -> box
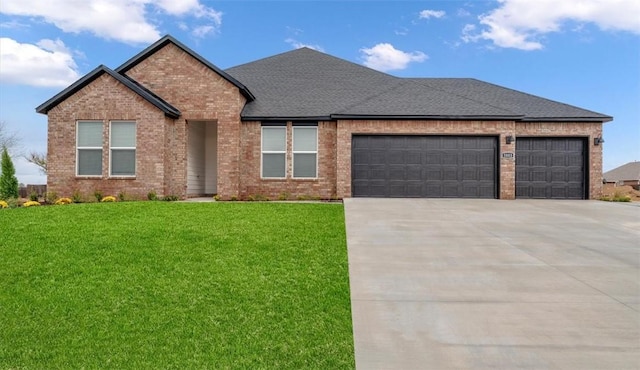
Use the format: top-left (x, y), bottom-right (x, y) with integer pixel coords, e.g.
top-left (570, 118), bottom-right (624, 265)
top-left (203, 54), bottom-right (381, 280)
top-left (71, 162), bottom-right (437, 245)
top-left (36, 35), bottom-right (612, 200)
top-left (603, 161), bottom-right (640, 189)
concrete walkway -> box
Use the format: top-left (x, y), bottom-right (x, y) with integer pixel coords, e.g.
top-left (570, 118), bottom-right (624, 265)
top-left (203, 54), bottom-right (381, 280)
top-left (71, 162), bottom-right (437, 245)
top-left (344, 199), bottom-right (640, 369)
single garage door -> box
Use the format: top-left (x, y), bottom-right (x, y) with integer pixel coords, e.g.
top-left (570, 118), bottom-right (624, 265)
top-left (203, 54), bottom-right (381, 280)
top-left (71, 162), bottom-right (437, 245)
top-left (352, 135), bottom-right (497, 198)
top-left (516, 137), bottom-right (586, 199)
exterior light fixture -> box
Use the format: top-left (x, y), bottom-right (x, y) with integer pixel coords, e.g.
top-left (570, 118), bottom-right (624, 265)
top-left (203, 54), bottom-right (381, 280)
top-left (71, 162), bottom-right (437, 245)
top-left (594, 137), bottom-right (605, 146)
top-left (505, 135), bottom-right (514, 144)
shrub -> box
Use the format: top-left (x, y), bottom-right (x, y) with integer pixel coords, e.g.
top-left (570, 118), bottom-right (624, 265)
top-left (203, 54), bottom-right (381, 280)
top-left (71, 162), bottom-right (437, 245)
top-left (94, 190), bottom-right (103, 202)
top-left (230, 195), bottom-right (238, 201)
top-left (213, 194), bottom-right (221, 201)
top-left (44, 191), bottom-right (58, 205)
top-left (55, 197), bottom-right (72, 205)
top-left (278, 192), bottom-right (290, 201)
top-left (72, 190), bottom-right (83, 203)
top-left (29, 191), bottom-right (39, 202)
top-left (147, 190), bottom-right (158, 201)
top-left (101, 196), bottom-right (116, 202)
top-left (22, 201), bottom-right (41, 207)
top-left (117, 191), bottom-right (127, 202)
top-left (0, 147), bottom-right (19, 200)
top-left (162, 195), bottom-right (179, 202)
top-left (0, 200), bottom-right (8, 209)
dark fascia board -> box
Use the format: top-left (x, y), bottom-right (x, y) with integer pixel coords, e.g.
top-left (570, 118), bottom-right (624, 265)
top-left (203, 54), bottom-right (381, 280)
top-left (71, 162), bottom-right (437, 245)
top-left (521, 116), bottom-right (614, 123)
top-left (330, 114), bottom-right (525, 121)
top-left (242, 116), bottom-right (332, 122)
top-left (115, 35), bottom-right (255, 102)
top-left (36, 65), bottom-right (181, 118)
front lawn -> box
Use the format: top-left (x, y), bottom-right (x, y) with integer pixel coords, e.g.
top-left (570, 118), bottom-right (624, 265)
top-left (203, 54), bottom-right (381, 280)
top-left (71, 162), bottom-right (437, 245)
top-left (0, 202), bottom-right (354, 369)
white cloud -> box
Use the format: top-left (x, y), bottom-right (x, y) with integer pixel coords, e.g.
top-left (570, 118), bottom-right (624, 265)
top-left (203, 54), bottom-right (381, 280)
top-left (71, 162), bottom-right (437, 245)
top-left (285, 38), bottom-right (325, 52)
top-left (466, 0), bottom-right (640, 50)
top-left (360, 43), bottom-right (427, 72)
top-left (0, 0), bottom-right (223, 44)
top-left (192, 25), bottom-right (215, 38)
top-left (419, 10), bottom-right (446, 19)
top-left (0, 38), bottom-right (80, 87)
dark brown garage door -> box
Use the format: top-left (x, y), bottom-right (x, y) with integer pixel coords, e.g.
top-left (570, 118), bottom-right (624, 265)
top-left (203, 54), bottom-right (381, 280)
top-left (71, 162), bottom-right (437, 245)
top-left (352, 135), bottom-right (497, 198)
top-left (516, 137), bottom-right (586, 199)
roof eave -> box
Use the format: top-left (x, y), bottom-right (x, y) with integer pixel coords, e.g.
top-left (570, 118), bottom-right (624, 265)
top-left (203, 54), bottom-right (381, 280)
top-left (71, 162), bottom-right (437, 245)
top-left (35, 65), bottom-right (181, 119)
top-left (115, 35), bottom-right (255, 102)
top-left (241, 115), bottom-right (333, 122)
top-left (330, 114), bottom-right (525, 121)
top-left (521, 116), bottom-right (613, 123)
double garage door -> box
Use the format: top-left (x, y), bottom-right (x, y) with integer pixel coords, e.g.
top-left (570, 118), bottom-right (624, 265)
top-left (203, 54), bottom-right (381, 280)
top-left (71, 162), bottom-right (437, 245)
top-left (351, 135), bottom-right (586, 199)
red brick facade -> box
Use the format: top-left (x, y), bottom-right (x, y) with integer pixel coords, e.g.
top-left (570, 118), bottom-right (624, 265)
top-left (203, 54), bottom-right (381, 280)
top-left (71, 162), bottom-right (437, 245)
top-left (45, 43), bottom-right (604, 201)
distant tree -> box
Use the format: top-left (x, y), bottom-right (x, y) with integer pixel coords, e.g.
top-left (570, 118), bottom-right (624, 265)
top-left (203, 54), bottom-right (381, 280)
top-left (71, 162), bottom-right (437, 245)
top-left (26, 151), bottom-right (47, 174)
top-left (0, 121), bottom-right (20, 153)
top-left (0, 146), bottom-right (19, 199)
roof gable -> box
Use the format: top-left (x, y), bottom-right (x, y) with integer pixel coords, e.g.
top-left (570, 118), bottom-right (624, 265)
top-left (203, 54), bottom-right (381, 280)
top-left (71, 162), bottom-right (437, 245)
top-left (115, 35), bottom-right (254, 101)
top-left (35, 65), bottom-right (180, 118)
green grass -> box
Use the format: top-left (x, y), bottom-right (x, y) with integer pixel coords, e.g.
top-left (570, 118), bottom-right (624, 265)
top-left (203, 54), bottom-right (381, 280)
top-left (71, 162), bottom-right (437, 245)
top-left (0, 202), bottom-right (354, 369)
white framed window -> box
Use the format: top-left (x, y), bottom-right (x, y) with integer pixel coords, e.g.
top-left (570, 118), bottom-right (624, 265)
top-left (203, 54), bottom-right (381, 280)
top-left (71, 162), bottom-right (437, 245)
top-left (292, 126), bottom-right (318, 178)
top-left (261, 126), bottom-right (287, 178)
top-left (76, 121), bottom-right (103, 176)
top-left (110, 121), bottom-right (136, 177)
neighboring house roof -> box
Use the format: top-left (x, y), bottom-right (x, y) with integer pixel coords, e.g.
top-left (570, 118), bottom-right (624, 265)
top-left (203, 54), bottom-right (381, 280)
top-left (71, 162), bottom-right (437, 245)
top-left (226, 47), bottom-right (612, 122)
top-left (115, 35), bottom-right (255, 102)
top-left (603, 161), bottom-right (640, 182)
top-left (36, 65), bottom-right (181, 118)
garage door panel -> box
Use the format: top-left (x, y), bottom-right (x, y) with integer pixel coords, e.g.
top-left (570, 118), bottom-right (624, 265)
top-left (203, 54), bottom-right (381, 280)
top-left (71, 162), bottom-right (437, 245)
top-left (425, 152), bottom-right (442, 164)
top-left (406, 166), bottom-right (422, 180)
top-left (352, 136), bottom-right (497, 198)
top-left (516, 138), bottom-right (585, 199)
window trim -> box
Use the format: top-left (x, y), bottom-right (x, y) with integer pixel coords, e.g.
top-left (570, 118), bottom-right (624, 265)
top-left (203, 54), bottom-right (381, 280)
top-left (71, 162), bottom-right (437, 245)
top-left (76, 120), bottom-right (103, 177)
top-left (109, 121), bottom-right (137, 178)
top-left (261, 126), bottom-right (287, 179)
top-left (292, 126), bottom-right (318, 179)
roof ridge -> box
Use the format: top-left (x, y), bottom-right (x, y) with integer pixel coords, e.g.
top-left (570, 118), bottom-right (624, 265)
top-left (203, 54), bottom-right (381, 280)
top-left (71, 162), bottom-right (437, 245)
top-left (409, 78), bottom-right (521, 117)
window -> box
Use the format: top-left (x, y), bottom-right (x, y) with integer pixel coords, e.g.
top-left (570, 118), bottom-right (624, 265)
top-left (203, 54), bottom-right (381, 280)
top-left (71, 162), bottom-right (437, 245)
top-left (293, 126), bottom-right (317, 178)
top-left (261, 126), bottom-right (286, 178)
top-left (77, 121), bottom-right (103, 176)
top-left (110, 121), bottom-right (136, 177)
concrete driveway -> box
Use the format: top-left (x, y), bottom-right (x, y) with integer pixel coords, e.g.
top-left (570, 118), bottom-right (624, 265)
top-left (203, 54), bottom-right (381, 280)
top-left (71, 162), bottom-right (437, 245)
top-left (344, 199), bottom-right (640, 369)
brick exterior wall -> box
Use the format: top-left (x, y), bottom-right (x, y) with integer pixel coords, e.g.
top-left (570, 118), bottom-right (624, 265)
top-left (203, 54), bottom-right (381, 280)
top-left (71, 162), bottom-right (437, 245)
top-left (336, 120), bottom-right (517, 199)
top-left (515, 121), bottom-right (603, 199)
top-left (238, 121), bottom-right (337, 200)
top-left (46, 42), bottom-right (246, 200)
top-left (123, 43), bottom-right (246, 199)
top-left (45, 41), bottom-right (604, 201)
top-left (335, 119), bottom-right (603, 200)
top-left (47, 73), bottom-right (168, 200)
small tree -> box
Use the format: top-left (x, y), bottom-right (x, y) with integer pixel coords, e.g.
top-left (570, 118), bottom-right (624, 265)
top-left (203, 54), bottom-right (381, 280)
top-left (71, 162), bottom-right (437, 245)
top-left (26, 151), bottom-right (47, 174)
top-left (0, 146), bottom-right (19, 199)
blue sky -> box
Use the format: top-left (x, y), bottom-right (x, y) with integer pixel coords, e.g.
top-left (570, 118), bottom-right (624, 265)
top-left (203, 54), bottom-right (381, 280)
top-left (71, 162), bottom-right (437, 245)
top-left (1, 0), bottom-right (639, 185)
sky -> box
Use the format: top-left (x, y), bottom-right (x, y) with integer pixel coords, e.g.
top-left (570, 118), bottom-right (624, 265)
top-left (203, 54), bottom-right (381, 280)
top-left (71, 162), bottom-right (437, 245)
top-left (1, 0), bottom-right (639, 185)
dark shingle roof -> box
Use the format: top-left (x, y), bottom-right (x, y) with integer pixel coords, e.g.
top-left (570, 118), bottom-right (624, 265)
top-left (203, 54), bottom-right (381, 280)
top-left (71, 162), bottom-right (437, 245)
top-left (603, 161), bottom-right (640, 182)
top-left (409, 78), bottom-right (612, 122)
top-left (36, 65), bottom-right (180, 118)
top-left (226, 47), bottom-right (612, 122)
